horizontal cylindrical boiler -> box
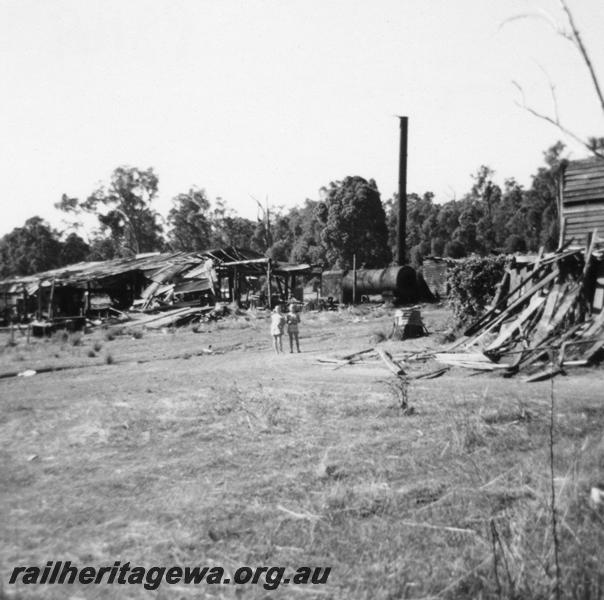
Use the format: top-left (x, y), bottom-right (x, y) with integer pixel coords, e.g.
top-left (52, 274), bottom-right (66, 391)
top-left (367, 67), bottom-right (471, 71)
top-left (342, 266), bottom-right (417, 301)
top-left (322, 266), bottom-right (419, 303)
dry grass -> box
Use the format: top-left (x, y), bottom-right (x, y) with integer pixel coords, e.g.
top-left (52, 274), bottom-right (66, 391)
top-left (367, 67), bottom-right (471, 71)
top-left (0, 306), bottom-right (603, 598)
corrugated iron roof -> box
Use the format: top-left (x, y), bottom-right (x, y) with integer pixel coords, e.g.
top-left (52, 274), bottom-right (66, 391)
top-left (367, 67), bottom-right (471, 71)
top-left (0, 247), bottom-right (314, 292)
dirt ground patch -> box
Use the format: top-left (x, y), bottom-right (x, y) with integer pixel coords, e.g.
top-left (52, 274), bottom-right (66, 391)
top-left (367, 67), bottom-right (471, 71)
top-left (1, 305), bottom-right (604, 599)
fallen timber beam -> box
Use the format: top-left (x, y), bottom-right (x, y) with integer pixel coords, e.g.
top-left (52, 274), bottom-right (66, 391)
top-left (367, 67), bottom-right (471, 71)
top-left (524, 366), bottom-right (564, 383)
top-left (581, 229), bottom-right (598, 281)
top-left (315, 357), bottom-right (350, 365)
top-left (464, 265), bottom-right (548, 336)
top-left (434, 353), bottom-right (512, 371)
top-left (560, 335), bottom-right (604, 364)
top-left (467, 268), bottom-right (560, 349)
top-left (340, 347), bottom-right (376, 361)
top-left (497, 322), bottom-right (586, 373)
top-left (411, 367), bottom-right (449, 380)
top-left (485, 294), bottom-right (545, 352)
top-left (220, 258), bottom-right (269, 267)
top-left (507, 287), bottom-right (583, 372)
top-left (330, 348), bottom-right (377, 364)
top-left (375, 347), bottom-right (406, 377)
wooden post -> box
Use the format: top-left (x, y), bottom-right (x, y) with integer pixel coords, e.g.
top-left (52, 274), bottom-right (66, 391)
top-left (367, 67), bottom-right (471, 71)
top-left (352, 253), bottom-right (357, 305)
top-left (48, 278), bottom-right (55, 320)
top-left (27, 323), bottom-right (31, 344)
top-left (22, 284), bottom-right (28, 321)
top-left (266, 260), bottom-right (272, 309)
top-left (10, 322), bottom-right (15, 345)
top-left (228, 272), bottom-right (234, 303)
top-left (85, 281), bottom-right (91, 315)
top-left (276, 276), bottom-right (284, 300)
top-left (37, 282), bottom-right (42, 319)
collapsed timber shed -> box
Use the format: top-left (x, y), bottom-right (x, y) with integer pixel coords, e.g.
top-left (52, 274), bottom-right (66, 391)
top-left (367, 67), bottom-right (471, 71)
top-left (0, 247), bottom-right (315, 328)
top-left (436, 239), bottom-right (604, 380)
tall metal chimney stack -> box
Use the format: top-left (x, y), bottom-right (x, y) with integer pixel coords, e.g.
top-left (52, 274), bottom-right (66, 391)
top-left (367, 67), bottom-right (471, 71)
top-left (397, 116), bottom-right (408, 266)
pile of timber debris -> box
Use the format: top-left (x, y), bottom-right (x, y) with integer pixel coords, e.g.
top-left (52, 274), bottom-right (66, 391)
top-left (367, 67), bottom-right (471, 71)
top-left (315, 347), bottom-right (448, 380)
top-left (436, 238), bottom-right (604, 381)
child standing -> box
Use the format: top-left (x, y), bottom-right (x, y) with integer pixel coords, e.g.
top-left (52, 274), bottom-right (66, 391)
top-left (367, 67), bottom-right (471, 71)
top-left (270, 305), bottom-right (286, 354)
top-left (286, 303), bottom-right (301, 353)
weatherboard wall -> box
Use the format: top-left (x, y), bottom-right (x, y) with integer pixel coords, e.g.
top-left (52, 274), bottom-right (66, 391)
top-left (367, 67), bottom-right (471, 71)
top-left (562, 157), bottom-right (604, 246)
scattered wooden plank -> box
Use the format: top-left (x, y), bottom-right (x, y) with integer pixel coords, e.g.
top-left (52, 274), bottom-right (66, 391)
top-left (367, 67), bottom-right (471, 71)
top-left (434, 353), bottom-right (511, 371)
top-left (584, 339), bottom-right (604, 362)
top-left (529, 283), bottom-right (582, 349)
top-left (486, 294), bottom-right (545, 352)
top-left (315, 357), bottom-right (350, 365)
top-left (339, 347), bottom-right (376, 361)
top-left (581, 228), bottom-right (598, 280)
top-left (375, 347), bottom-right (406, 376)
top-left (412, 367), bottom-right (449, 380)
top-left (127, 306), bottom-right (196, 327)
top-left (510, 321), bottom-right (585, 371)
top-left (466, 268), bottom-right (560, 348)
top-left (145, 307), bottom-right (204, 329)
top-left (464, 264), bottom-right (548, 336)
top-left (525, 366), bottom-right (563, 383)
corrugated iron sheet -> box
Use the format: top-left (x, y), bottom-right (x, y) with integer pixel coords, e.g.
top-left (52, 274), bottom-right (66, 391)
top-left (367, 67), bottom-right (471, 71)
top-left (422, 257), bottom-right (450, 298)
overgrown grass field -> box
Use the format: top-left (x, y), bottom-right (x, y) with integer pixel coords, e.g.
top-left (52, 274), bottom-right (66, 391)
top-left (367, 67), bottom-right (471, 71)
top-left (1, 306), bottom-right (603, 599)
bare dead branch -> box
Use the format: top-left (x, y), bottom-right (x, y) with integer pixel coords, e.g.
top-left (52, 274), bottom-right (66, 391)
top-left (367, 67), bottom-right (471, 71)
top-left (559, 0), bottom-right (604, 115)
top-left (535, 62), bottom-right (561, 123)
top-left (513, 80), bottom-right (604, 159)
top-left (499, 11), bottom-right (570, 39)
top-left (504, 2), bottom-right (604, 160)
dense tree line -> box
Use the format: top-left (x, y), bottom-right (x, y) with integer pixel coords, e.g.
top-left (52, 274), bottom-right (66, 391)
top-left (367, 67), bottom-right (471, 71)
top-left (0, 141), bottom-right (580, 279)
top-left (384, 142), bottom-right (568, 267)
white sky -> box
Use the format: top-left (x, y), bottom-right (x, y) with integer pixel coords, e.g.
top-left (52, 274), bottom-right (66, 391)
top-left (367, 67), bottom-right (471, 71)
top-left (1, 0), bottom-right (603, 237)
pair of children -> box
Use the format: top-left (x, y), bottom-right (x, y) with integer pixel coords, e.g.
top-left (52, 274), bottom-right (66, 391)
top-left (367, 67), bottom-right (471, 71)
top-left (270, 304), bottom-right (300, 354)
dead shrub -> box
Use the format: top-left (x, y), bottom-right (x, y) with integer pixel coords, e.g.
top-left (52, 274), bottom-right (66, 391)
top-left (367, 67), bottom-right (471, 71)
top-left (69, 332), bottom-right (83, 346)
top-left (52, 330), bottom-right (69, 344)
top-left (324, 482), bottom-right (392, 519)
top-left (383, 377), bottom-right (411, 413)
top-left (369, 329), bottom-right (387, 344)
top-left (481, 405), bottom-right (534, 425)
top-left (448, 414), bottom-right (495, 453)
